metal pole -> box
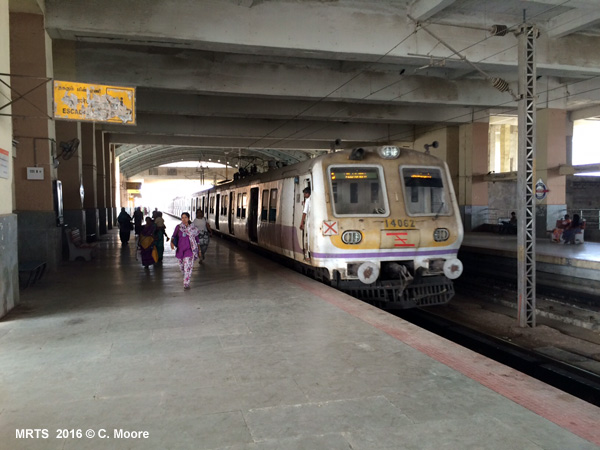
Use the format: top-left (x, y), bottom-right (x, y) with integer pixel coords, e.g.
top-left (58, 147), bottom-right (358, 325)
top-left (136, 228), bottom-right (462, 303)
top-left (517, 24), bottom-right (538, 327)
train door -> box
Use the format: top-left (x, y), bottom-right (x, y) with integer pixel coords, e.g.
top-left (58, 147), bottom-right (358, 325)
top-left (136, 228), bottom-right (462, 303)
top-left (228, 192), bottom-right (234, 235)
top-left (295, 175), bottom-right (312, 260)
top-left (215, 194), bottom-right (220, 230)
top-left (248, 187), bottom-right (259, 243)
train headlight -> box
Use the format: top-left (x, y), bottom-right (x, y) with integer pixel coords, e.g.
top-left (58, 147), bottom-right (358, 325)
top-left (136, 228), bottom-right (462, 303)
top-left (377, 145), bottom-right (400, 159)
top-left (443, 258), bottom-right (463, 279)
top-left (342, 230), bottom-right (362, 244)
top-left (358, 261), bottom-right (379, 284)
top-left (434, 228), bottom-right (449, 242)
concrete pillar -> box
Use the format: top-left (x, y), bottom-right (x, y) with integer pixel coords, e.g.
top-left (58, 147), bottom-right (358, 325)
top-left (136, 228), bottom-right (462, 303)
top-left (458, 122), bottom-right (490, 231)
top-left (0, 0), bottom-right (19, 319)
top-left (95, 129), bottom-right (107, 235)
top-left (536, 108), bottom-right (567, 233)
top-left (105, 142), bottom-right (115, 229)
top-left (81, 122), bottom-right (98, 239)
top-left (56, 120), bottom-right (85, 234)
top-left (10, 11), bottom-right (62, 272)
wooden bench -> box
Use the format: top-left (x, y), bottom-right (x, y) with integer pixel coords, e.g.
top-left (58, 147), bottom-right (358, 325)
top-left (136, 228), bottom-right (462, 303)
top-left (66, 228), bottom-right (97, 261)
top-left (18, 261), bottom-right (47, 289)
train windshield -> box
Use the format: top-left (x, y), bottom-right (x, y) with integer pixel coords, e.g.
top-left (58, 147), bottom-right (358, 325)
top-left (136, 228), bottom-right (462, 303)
top-left (328, 165), bottom-right (389, 216)
top-left (401, 167), bottom-right (450, 216)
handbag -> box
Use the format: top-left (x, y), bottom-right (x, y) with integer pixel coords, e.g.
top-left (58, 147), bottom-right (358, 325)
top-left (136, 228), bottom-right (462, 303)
top-left (139, 235), bottom-right (154, 249)
top-left (172, 233), bottom-right (179, 248)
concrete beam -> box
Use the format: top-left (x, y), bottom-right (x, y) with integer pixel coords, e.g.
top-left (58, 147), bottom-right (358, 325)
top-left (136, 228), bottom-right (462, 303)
top-left (102, 113), bottom-right (415, 145)
top-left (136, 90), bottom-right (478, 124)
top-left (105, 133), bottom-right (337, 150)
top-left (547, 8), bottom-right (600, 38)
top-left (559, 163), bottom-right (600, 175)
top-left (409, 0), bottom-right (456, 21)
top-left (570, 105), bottom-right (600, 121)
top-left (57, 43), bottom-right (518, 109)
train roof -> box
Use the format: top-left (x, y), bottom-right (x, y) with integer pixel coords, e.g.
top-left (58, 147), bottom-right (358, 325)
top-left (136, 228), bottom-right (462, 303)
top-left (189, 145), bottom-right (446, 196)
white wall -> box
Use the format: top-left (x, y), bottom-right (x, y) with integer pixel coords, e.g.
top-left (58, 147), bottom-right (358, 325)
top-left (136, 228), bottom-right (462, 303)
top-left (0, 0), bottom-right (13, 215)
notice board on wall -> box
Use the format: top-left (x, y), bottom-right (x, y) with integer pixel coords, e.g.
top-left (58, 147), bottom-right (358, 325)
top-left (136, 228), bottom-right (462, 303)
top-left (0, 148), bottom-right (9, 179)
top-left (53, 81), bottom-right (136, 125)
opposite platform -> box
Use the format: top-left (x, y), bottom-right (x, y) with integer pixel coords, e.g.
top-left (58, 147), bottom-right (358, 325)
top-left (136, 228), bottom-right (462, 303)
top-left (1, 220), bottom-right (599, 449)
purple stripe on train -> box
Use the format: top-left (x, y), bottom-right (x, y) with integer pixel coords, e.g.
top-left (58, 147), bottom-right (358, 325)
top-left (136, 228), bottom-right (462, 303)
top-left (311, 249), bottom-right (459, 259)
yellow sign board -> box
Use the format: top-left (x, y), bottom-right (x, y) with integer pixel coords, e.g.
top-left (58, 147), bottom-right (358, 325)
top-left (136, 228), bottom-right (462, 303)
top-left (53, 81), bottom-right (136, 125)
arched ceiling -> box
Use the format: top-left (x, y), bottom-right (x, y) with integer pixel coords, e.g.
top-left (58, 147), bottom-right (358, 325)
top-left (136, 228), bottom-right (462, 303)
top-left (39, 0), bottom-right (600, 177)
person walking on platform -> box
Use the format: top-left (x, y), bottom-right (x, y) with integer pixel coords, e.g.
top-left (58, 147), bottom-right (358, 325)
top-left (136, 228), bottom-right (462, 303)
top-left (153, 211), bottom-right (169, 262)
top-left (138, 217), bottom-right (158, 268)
top-left (117, 207), bottom-right (133, 245)
top-left (192, 209), bottom-right (212, 263)
top-left (133, 207), bottom-right (144, 236)
top-left (171, 212), bottom-right (199, 290)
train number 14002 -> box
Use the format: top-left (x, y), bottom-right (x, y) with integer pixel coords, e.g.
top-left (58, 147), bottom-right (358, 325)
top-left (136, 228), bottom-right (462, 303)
top-left (384, 219), bottom-right (415, 229)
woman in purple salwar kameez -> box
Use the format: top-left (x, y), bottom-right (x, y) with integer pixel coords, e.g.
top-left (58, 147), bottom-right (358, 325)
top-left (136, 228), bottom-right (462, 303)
top-left (171, 212), bottom-right (199, 290)
top-left (138, 217), bottom-right (157, 268)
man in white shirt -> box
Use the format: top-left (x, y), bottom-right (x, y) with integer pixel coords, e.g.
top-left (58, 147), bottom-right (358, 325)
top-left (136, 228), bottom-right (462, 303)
top-left (299, 187), bottom-right (310, 230)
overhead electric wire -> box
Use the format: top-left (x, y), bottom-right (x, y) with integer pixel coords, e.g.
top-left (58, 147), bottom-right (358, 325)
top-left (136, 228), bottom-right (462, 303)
top-left (257, 0), bottom-right (595, 152)
top-left (242, 29), bottom-right (418, 150)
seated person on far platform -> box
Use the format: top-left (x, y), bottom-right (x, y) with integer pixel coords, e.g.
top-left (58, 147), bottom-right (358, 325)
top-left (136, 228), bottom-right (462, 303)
top-left (551, 214), bottom-right (571, 242)
top-left (562, 213), bottom-right (582, 244)
top-left (500, 211), bottom-right (517, 234)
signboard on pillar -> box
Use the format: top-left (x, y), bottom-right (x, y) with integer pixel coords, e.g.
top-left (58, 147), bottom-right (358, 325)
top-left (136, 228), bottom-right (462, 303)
top-left (535, 178), bottom-right (548, 201)
top-left (0, 148), bottom-right (9, 179)
top-left (53, 81), bottom-right (136, 125)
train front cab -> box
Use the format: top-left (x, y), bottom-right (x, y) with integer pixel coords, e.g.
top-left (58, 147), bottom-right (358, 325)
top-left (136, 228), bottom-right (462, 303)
top-left (312, 146), bottom-right (463, 308)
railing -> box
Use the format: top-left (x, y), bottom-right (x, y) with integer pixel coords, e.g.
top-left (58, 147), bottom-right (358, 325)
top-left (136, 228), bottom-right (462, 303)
top-left (476, 208), bottom-right (514, 225)
top-left (567, 209), bottom-right (600, 230)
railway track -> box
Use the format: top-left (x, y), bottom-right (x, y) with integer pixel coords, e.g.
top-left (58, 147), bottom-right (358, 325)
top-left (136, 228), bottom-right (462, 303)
top-left (394, 307), bottom-right (600, 407)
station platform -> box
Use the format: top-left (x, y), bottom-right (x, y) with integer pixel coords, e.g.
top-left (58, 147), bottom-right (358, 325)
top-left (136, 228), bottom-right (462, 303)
top-left (462, 231), bottom-right (600, 266)
top-left (1, 219), bottom-right (599, 449)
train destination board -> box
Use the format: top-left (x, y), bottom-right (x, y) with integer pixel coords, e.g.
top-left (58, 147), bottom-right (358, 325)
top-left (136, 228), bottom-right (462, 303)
top-left (53, 81), bottom-right (136, 125)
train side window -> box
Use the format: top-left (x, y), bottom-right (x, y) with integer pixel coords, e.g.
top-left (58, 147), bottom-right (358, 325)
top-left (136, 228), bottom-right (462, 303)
top-left (401, 167), bottom-right (449, 216)
top-left (328, 165), bottom-right (388, 216)
top-left (261, 190), bottom-right (269, 222)
top-left (237, 193), bottom-right (242, 218)
top-left (269, 189), bottom-right (278, 222)
top-left (241, 192), bottom-right (247, 219)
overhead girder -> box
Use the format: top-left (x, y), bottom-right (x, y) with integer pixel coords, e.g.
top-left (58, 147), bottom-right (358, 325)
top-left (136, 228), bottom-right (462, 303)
top-left (134, 89), bottom-right (483, 124)
top-left (117, 144), bottom-right (321, 177)
top-left (101, 114), bottom-right (416, 146)
top-left (105, 133), bottom-right (361, 151)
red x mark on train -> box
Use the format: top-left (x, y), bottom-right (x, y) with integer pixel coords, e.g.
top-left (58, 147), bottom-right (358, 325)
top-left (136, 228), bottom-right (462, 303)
top-left (323, 221), bottom-right (338, 235)
top-left (386, 232), bottom-right (415, 247)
